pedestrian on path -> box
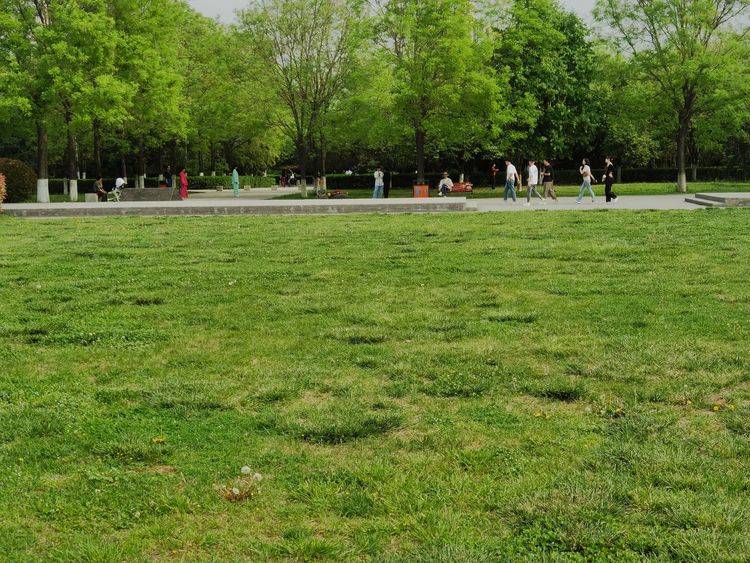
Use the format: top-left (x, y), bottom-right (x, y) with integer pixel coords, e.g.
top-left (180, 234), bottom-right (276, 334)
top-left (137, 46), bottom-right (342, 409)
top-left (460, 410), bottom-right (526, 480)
top-left (232, 167), bottom-right (240, 198)
top-left (525, 160), bottom-right (545, 205)
top-left (577, 158), bottom-right (596, 204)
top-left (542, 160), bottom-right (557, 201)
top-left (603, 157), bottom-right (618, 203)
top-left (373, 167), bottom-right (385, 198)
top-left (504, 160), bottom-right (518, 202)
top-left (179, 168), bottom-right (189, 200)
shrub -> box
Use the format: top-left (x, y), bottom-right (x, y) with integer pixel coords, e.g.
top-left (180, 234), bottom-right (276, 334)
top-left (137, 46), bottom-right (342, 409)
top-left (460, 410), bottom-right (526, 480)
top-left (0, 159), bottom-right (37, 203)
top-left (188, 175), bottom-right (278, 190)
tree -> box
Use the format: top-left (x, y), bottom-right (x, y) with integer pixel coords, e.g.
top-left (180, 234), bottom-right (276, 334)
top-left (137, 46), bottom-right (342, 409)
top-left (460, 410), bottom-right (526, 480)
top-left (0, 0), bottom-right (55, 201)
top-left (240, 0), bottom-right (363, 196)
top-left (183, 15), bottom-right (284, 176)
top-left (596, 0), bottom-right (750, 192)
top-left (109, 0), bottom-right (186, 186)
top-left (377, 0), bottom-right (503, 184)
top-left (594, 51), bottom-right (665, 167)
top-left (492, 0), bottom-right (599, 162)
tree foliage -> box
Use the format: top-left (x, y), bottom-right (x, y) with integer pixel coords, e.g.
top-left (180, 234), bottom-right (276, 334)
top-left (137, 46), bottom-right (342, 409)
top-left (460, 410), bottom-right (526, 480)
top-left (596, 0), bottom-right (750, 191)
top-left (0, 0), bottom-right (749, 196)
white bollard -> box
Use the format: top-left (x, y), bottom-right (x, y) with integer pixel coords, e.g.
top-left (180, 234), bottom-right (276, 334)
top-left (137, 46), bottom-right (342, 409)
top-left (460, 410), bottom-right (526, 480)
top-left (69, 179), bottom-right (78, 202)
top-left (37, 179), bottom-right (50, 203)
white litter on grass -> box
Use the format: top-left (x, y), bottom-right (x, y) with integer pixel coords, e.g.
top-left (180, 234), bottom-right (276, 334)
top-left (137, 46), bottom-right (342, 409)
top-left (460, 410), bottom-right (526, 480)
top-left (241, 466), bottom-right (251, 475)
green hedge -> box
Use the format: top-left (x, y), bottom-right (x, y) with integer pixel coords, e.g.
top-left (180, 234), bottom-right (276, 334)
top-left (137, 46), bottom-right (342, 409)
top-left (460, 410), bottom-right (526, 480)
top-left (47, 175), bottom-right (278, 194)
top-left (188, 175), bottom-right (278, 189)
top-left (0, 158), bottom-right (37, 203)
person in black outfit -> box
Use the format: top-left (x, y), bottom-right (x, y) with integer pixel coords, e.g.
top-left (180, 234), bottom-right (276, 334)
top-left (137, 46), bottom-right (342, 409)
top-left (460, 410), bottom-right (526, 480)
top-left (603, 157), bottom-right (618, 203)
top-left (542, 160), bottom-right (557, 201)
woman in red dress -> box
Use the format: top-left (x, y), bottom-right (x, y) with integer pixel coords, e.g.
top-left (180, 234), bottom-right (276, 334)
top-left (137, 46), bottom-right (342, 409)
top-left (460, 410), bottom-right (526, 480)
top-left (178, 168), bottom-right (189, 200)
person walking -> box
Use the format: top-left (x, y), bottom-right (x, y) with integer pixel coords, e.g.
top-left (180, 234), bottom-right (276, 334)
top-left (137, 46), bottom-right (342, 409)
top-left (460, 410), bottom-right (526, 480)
top-left (542, 160), bottom-right (557, 201)
top-left (525, 160), bottom-right (545, 205)
top-left (232, 167), bottom-right (240, 198)
top-left (491, 163), bottom-right (500, 190)
top-left (178, 168), bottom-right (189, 200)
top-left (165, 166), bottom-right (173, 188)
top-left (373, 166), bottom-right (385, 198)
top-left (504, 160), bottom-right (518, 202)
top-left (437, 171), bottom-right (454, 197)
top-left (603, 157), bottom-right (618, 203)
top-left (576, 158), bottom-right (596, 204)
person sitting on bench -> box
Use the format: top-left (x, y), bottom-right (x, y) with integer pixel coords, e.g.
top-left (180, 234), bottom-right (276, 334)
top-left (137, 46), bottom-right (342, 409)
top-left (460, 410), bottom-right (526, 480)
top-left (437, 171), bottom-right (454, 197)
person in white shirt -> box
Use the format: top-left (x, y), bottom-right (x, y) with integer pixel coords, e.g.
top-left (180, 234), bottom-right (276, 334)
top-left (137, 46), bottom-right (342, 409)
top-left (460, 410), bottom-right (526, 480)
top-left (504, 160), bottom-right (518, 202)
top-left (577, 158), bottom-right (597, 204)
top-left (526, 160), bottom-right (545, 204)
top-left (373, 167), bottom-right (385, 198)
top-left (437, 171), bottom-right (454, 197)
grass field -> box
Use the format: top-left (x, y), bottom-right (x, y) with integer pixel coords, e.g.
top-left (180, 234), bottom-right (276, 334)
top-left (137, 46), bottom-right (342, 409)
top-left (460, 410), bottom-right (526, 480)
top-left (1, 209), bottom-right (749, 560)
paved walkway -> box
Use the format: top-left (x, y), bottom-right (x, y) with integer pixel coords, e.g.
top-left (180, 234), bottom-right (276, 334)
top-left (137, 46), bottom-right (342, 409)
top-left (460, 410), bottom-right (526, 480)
top-left (2, 194), bottom-right (734, 218)
top-left (472, 194), bottom-right (701, 212)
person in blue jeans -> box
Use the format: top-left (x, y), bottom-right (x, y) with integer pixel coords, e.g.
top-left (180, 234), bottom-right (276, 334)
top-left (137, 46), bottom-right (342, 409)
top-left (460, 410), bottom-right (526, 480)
top-left (577, 158), bottom-right (597, 204)
top-left (373, 167), bottom-right (384, 198)
top-left (504, 160), bottom-right (519, 202)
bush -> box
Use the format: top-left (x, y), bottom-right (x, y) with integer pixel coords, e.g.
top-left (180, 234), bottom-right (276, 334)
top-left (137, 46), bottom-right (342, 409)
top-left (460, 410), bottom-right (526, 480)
top-left (0, 159), bottom-right (37, 203)
top-left (325, 173), bottom-right (447, 190)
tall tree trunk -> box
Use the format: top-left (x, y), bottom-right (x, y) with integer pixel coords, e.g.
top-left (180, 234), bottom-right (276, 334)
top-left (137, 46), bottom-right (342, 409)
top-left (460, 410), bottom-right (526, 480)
top-left (223, 142), bottom-right (234, 172)
top-left (121, 154), bottom-right (128, 184)
top-left (676, 123), bottom-right (688, 193)
top-left (65, 106), bottom-right (78, 202)
top-left (320, 128), bottom-right (327, 191)
top-left (415, 127), bottom-right (426, 185)
top-left (170, 139), bottom-right (177, 172)
top-left (210, 144), bottom-right (217, 176)
top-left (138, 142), bottom-right (146, 189)
top-left (36, 120), bottom-right (50, 203)
top-left (297, 141), bottom-right (308, 198)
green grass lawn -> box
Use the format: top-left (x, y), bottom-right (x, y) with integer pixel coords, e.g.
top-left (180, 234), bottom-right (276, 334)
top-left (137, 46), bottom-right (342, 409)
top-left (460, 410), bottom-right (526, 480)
top-left (1, 209), bottom-right (749, 560)
top-left (279, 181), bottom-right (750, 200)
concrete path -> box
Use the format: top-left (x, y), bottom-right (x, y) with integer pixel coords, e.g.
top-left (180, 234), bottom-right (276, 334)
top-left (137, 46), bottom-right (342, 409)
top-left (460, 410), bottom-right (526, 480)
top-left (472, 194), bottom-right (701, 212)
top-left (2, 194), bottom-right (736, 219)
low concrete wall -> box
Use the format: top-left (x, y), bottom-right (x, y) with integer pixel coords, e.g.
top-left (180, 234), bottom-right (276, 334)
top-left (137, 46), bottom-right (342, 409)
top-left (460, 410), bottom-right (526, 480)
top-left (4, 199), bottom-right (471, 218)
top-left (120, 188), bottom-right (177, 202)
